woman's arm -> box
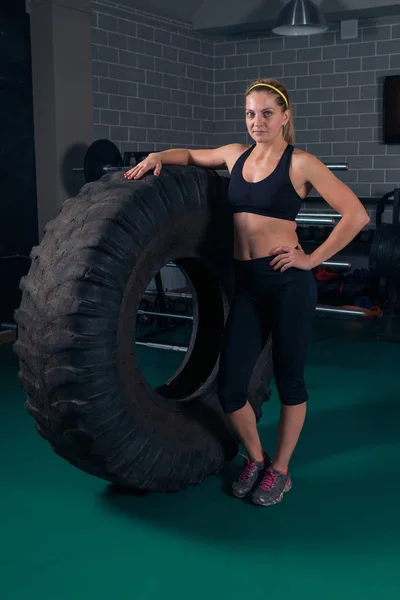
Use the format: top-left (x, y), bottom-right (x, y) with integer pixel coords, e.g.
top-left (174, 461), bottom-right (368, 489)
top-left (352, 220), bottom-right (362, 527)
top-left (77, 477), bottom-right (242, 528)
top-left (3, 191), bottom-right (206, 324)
top-left (125, 144), bottom-right (246, 179)
top-left (160, 145), bottom-right (243, 169)
top-left (298, 153), bottom-right (370, 268)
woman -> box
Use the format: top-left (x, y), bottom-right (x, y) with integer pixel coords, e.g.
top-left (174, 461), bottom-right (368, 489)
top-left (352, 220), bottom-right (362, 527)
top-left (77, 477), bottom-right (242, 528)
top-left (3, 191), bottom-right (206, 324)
top-left (125, 78), bottom-right (370, 507)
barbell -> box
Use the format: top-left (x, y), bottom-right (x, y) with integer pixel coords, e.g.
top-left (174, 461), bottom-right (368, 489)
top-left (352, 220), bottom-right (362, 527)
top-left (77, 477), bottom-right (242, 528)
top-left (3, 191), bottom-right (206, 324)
top-left (72, 139), bottom-right (150, 182)
top-left (72, 139), bottom-right (349, 183)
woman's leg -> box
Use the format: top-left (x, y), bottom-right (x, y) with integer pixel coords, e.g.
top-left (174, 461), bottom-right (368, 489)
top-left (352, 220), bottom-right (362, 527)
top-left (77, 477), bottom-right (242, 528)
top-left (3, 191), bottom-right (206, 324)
top-left (273, 404), bottom-right (307, 472)
top-left (271, 270), bottom-right (317, 471)
top-left (218, 289), bottom-right (270, 462)
top-left (228, 401), bottom-right (264, 462)
top-left (218, 287), bottom-right (272, 497)
top-left (252, 270), bottom-right (317, 506)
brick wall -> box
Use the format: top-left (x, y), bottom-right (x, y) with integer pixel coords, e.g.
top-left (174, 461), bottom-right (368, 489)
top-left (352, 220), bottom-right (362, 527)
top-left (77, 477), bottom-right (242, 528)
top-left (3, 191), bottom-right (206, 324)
top-left (91, 1), bottom-right (214, 153)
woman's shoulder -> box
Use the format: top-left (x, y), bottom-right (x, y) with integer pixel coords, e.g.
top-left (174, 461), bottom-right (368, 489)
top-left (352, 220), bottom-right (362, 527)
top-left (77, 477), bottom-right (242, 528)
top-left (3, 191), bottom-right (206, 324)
top-left (291, 147), bottom-right (318, 169)
top-left (292, 147), bottom-right (307, 157)
top-left (223, 143), bottom-right (251, 157)
top-left (291, 148), bottom-right (328, 185)
top-left (223, 143), bottom-right (252, 172)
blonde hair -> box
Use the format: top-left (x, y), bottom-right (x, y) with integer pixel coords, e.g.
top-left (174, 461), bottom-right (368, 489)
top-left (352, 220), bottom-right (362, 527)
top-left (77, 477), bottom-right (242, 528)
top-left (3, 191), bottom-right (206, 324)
top-left (245, 78), bottom-right (295, 145)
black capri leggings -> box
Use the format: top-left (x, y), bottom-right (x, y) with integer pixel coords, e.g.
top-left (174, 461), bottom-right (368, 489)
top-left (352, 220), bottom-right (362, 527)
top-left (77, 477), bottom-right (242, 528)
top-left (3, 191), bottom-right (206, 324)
top-left (218, 255), bottom-right (318, 413)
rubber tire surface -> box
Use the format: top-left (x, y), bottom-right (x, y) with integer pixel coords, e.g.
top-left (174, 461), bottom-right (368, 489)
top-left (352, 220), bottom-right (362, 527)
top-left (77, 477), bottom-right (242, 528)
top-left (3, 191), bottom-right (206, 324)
top-left (14, 166), bottom-right (273, 492)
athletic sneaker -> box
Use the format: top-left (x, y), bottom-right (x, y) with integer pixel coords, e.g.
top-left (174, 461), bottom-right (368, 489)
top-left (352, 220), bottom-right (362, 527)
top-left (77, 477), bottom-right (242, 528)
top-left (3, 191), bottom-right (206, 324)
top-left (251, 466), bottom-right (292, 506)
top-left (231, 452), bottom-right (271, 498)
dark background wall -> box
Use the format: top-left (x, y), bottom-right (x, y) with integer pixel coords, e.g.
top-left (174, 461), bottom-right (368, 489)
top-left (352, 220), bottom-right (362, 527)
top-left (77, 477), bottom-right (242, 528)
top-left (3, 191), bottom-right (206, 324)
top-left (0, 0), bottom-right (37, 258)
top-left (0, 0), bottom-right (37, 322)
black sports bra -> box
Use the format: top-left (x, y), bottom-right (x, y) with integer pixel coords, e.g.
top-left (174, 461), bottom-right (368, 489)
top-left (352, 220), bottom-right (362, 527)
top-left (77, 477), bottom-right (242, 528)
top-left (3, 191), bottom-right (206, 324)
top-left (227, 144), bottom-right (304, 222)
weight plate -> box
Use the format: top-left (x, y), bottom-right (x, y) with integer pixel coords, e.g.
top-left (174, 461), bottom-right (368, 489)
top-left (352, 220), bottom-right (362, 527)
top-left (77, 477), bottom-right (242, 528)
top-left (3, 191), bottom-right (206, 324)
top-left (393, 230), bottom-right (400, 277)
top-left (84, 139), bottom-right (122, 182)
top-left (375, 226), bottom-right (390, 276)
top-left (375, 191), bottom-right (392, 228)
top-left (369, 231), bottom-right (378, 274)
top-left (370, 224), bottom-right (400, 277)
top-left (383, 227), bottom-right (394, 277)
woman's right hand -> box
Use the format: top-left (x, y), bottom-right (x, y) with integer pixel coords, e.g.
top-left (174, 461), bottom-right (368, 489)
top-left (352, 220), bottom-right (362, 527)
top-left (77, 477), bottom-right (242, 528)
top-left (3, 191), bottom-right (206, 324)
top-left (124, 153), bottom-right (162, 180)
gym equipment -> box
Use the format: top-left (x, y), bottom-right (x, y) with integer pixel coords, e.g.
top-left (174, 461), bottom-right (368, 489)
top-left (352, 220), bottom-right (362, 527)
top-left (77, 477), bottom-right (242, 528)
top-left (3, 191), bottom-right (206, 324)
top-left (315, 305), bottom-right (367, 317)
top-left (298, 224), bottom-right (312, 240)
top-left (296, 217), bottom-right (334, 224)
top-left (369, 188), bottom-right (400, 341)
top-left (313, 226), bottom-right (330, 241)
top-left (322, 163), bottom-right (348, 170)
top-left (143, 290), bottom-right (192, 299)
top-left (72, 139), bottom-right (349, 183)
top-left (370, 189), bottom-right (400, 278)
top-left (359, 230), bottom-right (374, 244)
top-left (138, 309), bottom-right (193, 321)
top-left (72, 139), bottom-right (151, 182)
top-left (14, 165), bottom-right (273, 493)
top-left (83, 139), bottom-right (124, 182)
top-left (298, 212), bottom-right (341, 219)
top-left (1, 322), bottom-right (16, 330)
top-left (136, 341), bottom-right (188, 353)
top-left (324, 261), bottom-right (351, 268)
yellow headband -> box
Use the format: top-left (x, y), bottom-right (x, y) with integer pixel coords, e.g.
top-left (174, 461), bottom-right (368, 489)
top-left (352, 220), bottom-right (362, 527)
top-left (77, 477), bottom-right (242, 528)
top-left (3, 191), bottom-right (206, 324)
top-left (247, 83), bottom-right (289, 108)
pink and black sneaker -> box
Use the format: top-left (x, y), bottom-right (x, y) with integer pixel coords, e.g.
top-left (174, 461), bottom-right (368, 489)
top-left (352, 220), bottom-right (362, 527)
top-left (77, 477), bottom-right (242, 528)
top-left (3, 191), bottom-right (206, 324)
top-left (231, 452), bottom-right (271, 498)
top-left (251, 466), bottom-right (292, 506)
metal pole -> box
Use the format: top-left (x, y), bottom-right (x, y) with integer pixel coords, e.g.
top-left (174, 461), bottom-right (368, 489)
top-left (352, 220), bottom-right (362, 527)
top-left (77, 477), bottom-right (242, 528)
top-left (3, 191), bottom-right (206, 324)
top-left (138, 309), bottom-right (193, 321)
top-left (325, 163), bottom-right (348, 171)
top-left (142, 289), bottom-right (193, 299)
top-left (135, 340), bottom-right (188, 352)
top-left (0, 322), bottom-right (17, 330)
top-left (73, 166), bottom-right (131, 174)
top-left (323, 261), bottom-right (351, 269)
top-left (315, 305), bottom-right (367, 316)
top-left (298, 212), bottom-right (341, 219)
top-left (295, 217), bottom-right (335, 224)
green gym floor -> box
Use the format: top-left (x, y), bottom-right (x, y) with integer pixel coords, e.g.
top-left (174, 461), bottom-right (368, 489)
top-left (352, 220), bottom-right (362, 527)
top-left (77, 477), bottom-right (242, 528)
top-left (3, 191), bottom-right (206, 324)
top-left (1, 317), bottom-right (400, 600)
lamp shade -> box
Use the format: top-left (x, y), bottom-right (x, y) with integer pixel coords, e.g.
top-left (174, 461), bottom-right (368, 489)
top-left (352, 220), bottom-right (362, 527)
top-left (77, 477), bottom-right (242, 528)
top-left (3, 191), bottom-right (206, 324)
top-left (272, 0), bottom-right (328, 36)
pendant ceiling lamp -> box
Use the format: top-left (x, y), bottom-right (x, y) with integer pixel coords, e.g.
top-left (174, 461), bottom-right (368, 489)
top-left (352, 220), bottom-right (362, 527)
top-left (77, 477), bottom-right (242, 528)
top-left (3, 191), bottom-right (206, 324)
top-left (272, 0), bottom-right (328, 36)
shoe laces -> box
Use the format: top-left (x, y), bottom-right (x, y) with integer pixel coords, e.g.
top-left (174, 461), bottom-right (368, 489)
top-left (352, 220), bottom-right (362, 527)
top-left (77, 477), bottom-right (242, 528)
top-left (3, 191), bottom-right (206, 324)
top-left (259, 467), bottom-right (278, 491)
top-left (238, 454), bottom-right (257, 482)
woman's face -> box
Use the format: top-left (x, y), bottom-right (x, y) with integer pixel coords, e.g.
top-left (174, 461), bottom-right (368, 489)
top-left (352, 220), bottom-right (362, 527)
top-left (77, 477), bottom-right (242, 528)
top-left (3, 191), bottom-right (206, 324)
top-left (245, 91), bottom-right (290, 143)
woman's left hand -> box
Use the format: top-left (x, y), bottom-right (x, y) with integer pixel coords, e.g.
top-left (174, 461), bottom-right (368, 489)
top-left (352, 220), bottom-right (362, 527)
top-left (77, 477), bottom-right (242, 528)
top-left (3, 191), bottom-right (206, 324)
top-left (269, 244), bottom-right (314, 272)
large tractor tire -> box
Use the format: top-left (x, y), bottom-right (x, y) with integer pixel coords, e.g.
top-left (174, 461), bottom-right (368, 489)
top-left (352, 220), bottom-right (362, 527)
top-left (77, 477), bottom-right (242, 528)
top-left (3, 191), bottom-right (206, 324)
top-left (14, 166), bottom-right (273, 492)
